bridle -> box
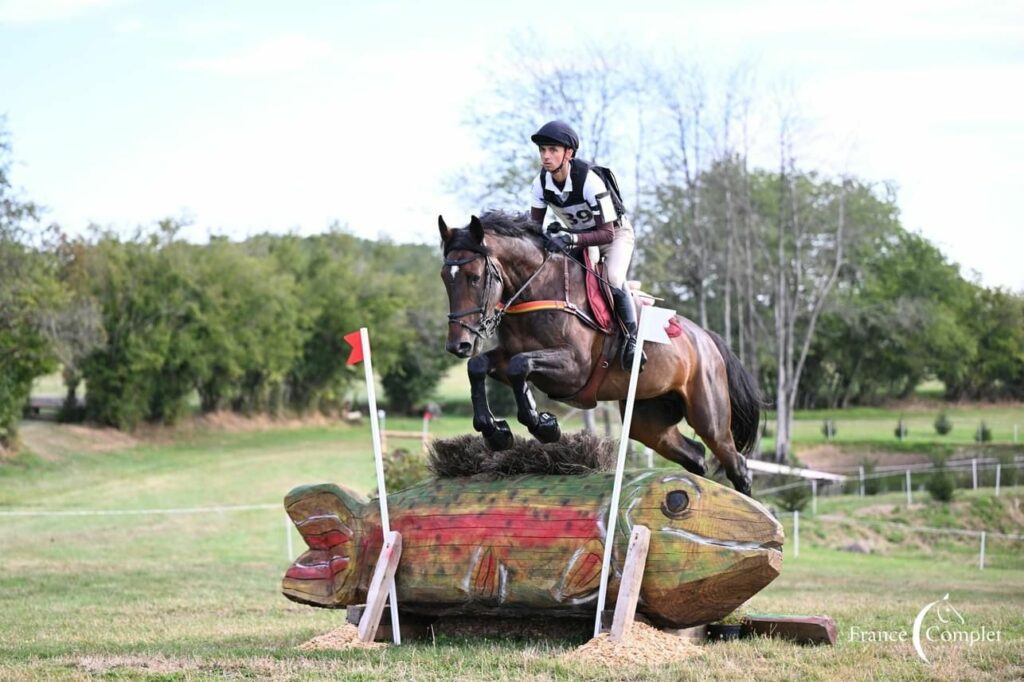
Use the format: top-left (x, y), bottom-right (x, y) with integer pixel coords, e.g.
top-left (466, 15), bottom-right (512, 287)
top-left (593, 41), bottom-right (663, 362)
top-left (443, 247), bottom-right (551, 341)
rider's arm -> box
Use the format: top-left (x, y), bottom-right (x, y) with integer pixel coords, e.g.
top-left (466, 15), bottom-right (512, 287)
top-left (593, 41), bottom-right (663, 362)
top-left (572, 170), bottom-right (617, 247)
top-left (531, 207), bottom-right (546, 224)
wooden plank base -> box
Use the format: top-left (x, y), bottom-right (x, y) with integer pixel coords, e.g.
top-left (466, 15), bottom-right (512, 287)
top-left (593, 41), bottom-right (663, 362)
top-left (743, 615), bottom-right (838, 645)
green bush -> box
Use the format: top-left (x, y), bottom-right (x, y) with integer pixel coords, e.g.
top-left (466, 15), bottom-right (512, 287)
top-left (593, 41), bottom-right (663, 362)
top-left (926, 468), bottom-right (955, 502)
top-left (821, 419), bottom-right (836, 440)
top-left (862, 459), bottom-right (881, 496)
top-left (894, 418), bottom-right (908, 440)
top-left (934, 412), bottom-right (952, 436)
top-left (774, 483), bottom-right (810, 512)
top-left (383, 447), bottom-right (431, 491)
top-left (974, 422), bottom-right (992, 442)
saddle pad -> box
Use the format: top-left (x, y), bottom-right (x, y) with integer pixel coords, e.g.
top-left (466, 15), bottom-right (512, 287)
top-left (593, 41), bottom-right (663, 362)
top-left (583, 249), bottom-right (614, 332)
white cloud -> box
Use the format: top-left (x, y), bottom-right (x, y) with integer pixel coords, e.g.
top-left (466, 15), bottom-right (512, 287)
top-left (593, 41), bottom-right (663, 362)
top-left (0, 0), bottom-right (123, 24)
top-left (176, 34), bottom-right (334, 76)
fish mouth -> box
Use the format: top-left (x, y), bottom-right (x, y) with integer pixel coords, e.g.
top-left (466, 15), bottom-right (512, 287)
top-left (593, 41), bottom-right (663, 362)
top-left (661, 527), bottom-right (782, 553)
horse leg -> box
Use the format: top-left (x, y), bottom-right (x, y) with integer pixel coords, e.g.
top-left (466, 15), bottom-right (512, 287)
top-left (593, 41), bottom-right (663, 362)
top-left (685, 380), bottom-right (752, 497)
top-left (506, 348), bottom-right (576, 444)
top-left (468, 350), bottom-right (514, 451)
top-left (619, 396), bottom-right (707, 475)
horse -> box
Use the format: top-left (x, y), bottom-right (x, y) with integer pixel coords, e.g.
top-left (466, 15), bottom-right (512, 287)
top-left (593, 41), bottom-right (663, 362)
top-left (438, 210), bottom-right (762, 496)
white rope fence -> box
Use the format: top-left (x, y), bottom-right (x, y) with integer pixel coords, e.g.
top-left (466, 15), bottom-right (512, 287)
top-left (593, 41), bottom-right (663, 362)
top-left (784, 510), bottom-right (1024, 570)
top-left (0, 502), bottom-right (296, 560)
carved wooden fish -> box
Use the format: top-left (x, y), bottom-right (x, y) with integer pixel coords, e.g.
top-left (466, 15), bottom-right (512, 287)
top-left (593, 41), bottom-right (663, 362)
top-left (282, 470), bottom-right (783, 627)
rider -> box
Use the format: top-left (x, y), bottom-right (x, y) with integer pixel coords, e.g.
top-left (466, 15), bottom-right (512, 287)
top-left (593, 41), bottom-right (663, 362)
top-left (528, 120), bottom-right (643, 370)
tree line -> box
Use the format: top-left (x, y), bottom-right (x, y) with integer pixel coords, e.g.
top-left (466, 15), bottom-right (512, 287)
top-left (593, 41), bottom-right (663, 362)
top-left (1, 127), bottom-right (455, 446)
top-left (3, 37), bottom-right (1023, 459)
top-left (454, 39), bottom-right (1024, 459)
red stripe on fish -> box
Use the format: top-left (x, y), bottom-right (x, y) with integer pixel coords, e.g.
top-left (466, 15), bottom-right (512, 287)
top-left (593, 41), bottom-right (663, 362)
top-left (393, 509), bottom-right (598, 548)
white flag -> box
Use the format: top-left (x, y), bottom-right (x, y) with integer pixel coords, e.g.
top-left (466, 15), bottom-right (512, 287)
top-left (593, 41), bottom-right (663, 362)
top-left (638, 305), bottom-right (677, 345)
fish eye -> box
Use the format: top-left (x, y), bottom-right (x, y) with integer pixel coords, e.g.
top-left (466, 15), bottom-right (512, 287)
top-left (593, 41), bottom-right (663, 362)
top-left (661, 490), bottom-right (690, 518)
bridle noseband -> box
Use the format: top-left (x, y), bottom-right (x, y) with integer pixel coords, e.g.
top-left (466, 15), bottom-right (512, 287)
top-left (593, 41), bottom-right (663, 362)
top-left (443, 246), bottom-right (551, 341)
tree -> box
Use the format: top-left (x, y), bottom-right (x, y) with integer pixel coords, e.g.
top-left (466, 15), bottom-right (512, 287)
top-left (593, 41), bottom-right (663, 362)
top-left (0, 122), bottom-right (61, 446)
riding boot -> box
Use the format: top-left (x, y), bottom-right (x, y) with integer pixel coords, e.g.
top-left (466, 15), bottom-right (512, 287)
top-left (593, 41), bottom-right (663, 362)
top-left (612, 285), bottom-right (646, 372)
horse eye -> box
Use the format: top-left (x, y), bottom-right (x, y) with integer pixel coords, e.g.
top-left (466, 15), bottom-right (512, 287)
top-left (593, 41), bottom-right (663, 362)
top-left (468, 274), bottom-right (481, 285)
top-left (661, 490), bottom-right (689, 517)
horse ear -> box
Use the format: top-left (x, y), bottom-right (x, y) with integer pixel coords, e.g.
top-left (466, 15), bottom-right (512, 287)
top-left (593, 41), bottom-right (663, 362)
top-left (438, 215), bottom-right (451, 244)
top-left (469, 215), bottom-right (484, 243)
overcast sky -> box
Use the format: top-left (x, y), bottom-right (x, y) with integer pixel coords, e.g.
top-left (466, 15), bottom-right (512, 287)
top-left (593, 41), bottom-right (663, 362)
top-left (2, 0), bottom-right (1021, 291)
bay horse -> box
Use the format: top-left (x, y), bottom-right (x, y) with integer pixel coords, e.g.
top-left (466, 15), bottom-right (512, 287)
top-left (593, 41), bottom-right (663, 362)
top-left (438, 211), bottom-right (761, 496)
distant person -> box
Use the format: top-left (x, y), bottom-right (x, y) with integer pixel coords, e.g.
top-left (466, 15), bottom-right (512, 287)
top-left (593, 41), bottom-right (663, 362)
top-left (528, 120), bottom-right (642, 369)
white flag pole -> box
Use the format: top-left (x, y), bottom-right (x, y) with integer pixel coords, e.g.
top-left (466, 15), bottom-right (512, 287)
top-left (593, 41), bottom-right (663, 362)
top-left (359, 327), bottom-right (401, 644)
top-left (593, 306), bottom-right (673, 638)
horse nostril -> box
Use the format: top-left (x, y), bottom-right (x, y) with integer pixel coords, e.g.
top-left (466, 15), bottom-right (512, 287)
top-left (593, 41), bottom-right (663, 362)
top-left (457, 342), bottom-right (472, 357)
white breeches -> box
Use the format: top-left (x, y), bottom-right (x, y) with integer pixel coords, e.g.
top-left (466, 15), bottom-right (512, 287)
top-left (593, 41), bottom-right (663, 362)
top-left (587, 217), bottom-right (635, 289)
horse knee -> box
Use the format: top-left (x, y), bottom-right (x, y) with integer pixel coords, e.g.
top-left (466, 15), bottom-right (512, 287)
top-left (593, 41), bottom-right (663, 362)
top-left (467, 354), bottom-right (490, 379)
top-left (505, 355), bottom-right (530, 380)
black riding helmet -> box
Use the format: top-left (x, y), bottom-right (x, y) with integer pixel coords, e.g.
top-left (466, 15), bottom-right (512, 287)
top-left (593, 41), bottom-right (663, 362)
top-left (531, 120), bottom-right (579, 151)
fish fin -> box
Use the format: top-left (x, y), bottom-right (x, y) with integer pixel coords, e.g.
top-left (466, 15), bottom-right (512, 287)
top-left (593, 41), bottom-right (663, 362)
top-left (552, 539), bottom-right (604, 602)
top-left (282, 483), bottom-right (368, 608)
top-left (459, 546), bottom-right (506, 602)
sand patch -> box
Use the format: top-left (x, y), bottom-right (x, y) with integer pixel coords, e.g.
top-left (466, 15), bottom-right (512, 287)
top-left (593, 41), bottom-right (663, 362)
top-left (560, 622), bottom-right (700, 668)
top-left (297, 623), bottom-right (386, 651)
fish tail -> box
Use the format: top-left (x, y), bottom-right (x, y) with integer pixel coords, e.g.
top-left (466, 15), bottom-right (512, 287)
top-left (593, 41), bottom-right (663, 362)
top-left (282, 483), bottom-right (368, 608)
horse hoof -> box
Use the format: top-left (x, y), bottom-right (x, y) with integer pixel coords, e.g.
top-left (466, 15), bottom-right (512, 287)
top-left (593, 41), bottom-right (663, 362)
top-left (484, 420), bottom-right (514, 451)
top-left (530, 412), bottom-right (561, 444)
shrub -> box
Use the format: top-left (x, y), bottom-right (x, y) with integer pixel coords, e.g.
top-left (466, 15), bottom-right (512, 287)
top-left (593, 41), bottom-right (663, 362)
top-left (934, 412), bottom-right (952, 436)
top-left (926, 468), bottom-right (955, 502)
top-left (774, 483), bottom-right (810, 512)
top-left (383, 447), bottom-right (431, 491)
top-left (821, 419), bottom-right (836, 440)
top-left (862, 459), bottom-right (881, 496)
top-left (974, 422), bottom-right (992, 443)
top-left (894, 418), bottom-right (908, 440)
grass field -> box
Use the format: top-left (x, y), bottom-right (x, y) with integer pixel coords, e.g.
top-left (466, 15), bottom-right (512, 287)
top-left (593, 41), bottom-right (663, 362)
top-left (2, 421), bottom-right (1022, 680)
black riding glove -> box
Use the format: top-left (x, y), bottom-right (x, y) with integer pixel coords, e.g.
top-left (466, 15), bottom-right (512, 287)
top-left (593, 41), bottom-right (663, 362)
top-left (545, 233), bottom-right (576, 253)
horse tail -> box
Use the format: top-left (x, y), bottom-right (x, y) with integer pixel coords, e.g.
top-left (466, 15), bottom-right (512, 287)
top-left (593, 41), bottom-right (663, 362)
top-left (708, 331), bottom-right (763, 455)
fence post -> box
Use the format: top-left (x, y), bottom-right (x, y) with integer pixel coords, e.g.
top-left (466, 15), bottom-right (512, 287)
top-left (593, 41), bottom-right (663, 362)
top-left (285, 512), bottom-right (294, 560)
top-left (793, 510), bottom-right (800, 558)
top-left (859, 466), bottom-right (865, 497)
top-left (906, 470), bottom-right (912, 506)
top-left (979, 531), bottom-right (986, 570)
top-left (1015, 424), bottom-right (1019, 443)
top-left (644, 447), bottom-right (653, 468)
top-left (995, 463), bottom-right (1001, 497)
top-left (811, 480), bottom-right (817, 516)
top-left (972, 458), bottom-right (978, 490)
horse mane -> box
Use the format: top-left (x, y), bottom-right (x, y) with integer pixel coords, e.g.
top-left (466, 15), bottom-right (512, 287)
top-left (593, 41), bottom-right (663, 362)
top-left (443, 210), bottom-right (544, 255)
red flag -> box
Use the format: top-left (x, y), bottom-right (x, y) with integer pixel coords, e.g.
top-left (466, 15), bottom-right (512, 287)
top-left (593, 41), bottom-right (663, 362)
top-left (343, 330), bottom-right (364, 365)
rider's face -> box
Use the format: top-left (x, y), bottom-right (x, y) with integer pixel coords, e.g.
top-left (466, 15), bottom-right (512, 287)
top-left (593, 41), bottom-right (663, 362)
top-left (538, 145), bottom-right (571, 173)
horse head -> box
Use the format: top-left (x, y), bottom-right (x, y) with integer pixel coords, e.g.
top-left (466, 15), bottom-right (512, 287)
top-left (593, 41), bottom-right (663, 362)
top-left (438, 214), bottom-right (504, 358)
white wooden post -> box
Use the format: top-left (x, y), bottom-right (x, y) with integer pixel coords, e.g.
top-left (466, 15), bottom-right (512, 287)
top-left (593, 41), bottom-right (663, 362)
top-left (972, 458), bottom-right (978, 490)
top-left (906, 470), bottom-right (912, 506)
top-left (811, 479), bottom-right (817, 516)
top-left (285, 512), bottom-right (294, 560)
top-left (1014, 424), bottom-right (1019, 443)
top-left (359, 328), bottom-right (401, 644)
top-left (793, 510), bottom-right (800, 558)
top-left (610, 525), bottom-right (651, 642)
top-left (859, 466), bottom-right (865, 497)
top-left (644, 447), bottom-right (653, 468)
top-left (995, 463), bottom-right (1001, 496)
top-left (594, 306), bottom-right (673, 638)
top-left (979, 531), bottom-right (986, 570)
top-left (421, 411), bottom-right (430, 451)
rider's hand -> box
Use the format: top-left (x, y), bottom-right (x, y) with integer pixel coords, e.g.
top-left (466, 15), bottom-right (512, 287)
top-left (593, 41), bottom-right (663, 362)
top-left (545, 222), bottom-right (563, 234)
top-left (545, 233), bottom-right (576, 253)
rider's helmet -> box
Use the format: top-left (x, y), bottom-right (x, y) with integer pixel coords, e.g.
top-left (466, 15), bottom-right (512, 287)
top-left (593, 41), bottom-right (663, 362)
top-left (530, 120), bottom-right (579, 152)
